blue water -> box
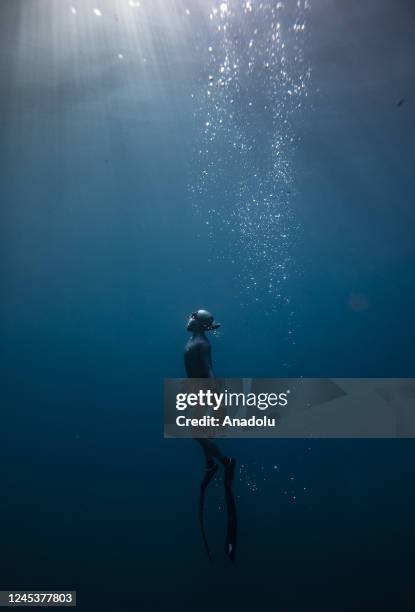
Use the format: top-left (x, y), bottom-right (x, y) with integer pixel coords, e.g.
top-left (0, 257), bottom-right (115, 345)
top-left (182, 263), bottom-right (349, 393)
top-left (1, 0), bottom-right (415, 610)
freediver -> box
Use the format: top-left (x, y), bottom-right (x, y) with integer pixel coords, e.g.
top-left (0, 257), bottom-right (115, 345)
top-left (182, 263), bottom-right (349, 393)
top-left (184, 309), bottom-right (237, 562)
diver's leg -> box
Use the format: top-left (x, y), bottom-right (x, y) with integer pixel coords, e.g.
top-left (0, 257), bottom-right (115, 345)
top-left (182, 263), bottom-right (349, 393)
top-left (196, 439), bottom-right (237, 562)
top-left (196, 438), bottom-right (234, 471)
top-left (196, 438), bottom-right (225, 465)
top-left (196, 438), bottom-right (222, 468)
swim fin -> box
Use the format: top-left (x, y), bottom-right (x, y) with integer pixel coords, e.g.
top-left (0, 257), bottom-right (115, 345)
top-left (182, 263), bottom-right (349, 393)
top-left (199, 463), bottom-right (219, 561)
top-left (224, 459), bottom-right (237, 563)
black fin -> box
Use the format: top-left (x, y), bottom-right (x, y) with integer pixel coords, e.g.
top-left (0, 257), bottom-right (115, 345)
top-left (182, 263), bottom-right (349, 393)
top-left (224, 459), bottom-right (237, 563)
top-left (199, 463), bottom-right (219, 561)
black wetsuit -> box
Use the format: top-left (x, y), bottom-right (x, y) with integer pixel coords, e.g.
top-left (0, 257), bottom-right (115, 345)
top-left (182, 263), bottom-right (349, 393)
top-left (184, 332), bottom-right (224, 464)
top-left (184, 328), bottom-right (237, 562)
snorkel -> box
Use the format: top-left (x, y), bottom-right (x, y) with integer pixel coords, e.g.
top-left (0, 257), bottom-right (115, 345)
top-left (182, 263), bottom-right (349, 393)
top-left (206, 322), bottom-right (221, 331)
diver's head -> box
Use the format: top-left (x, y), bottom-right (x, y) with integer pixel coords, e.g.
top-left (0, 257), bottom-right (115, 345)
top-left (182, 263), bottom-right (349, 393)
top-left (186, 309), bottom-right (221, 333)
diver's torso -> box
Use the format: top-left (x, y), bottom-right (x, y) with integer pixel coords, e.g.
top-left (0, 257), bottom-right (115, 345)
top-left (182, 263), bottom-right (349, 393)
top-left (184, 336), bottom-right (211, 378)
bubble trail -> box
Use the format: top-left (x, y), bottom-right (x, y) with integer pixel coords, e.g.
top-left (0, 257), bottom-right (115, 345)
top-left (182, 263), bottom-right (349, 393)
top-left (189, 0), bottom-right (312, 310)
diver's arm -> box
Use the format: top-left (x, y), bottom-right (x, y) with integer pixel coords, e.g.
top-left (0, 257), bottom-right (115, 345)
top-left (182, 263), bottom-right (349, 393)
top-left (207, 347), bottom-right (214, 379)
top-left (200, 343), bottom-right (214, 378)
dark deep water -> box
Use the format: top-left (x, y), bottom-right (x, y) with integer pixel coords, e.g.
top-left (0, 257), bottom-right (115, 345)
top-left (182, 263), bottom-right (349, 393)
top-left (1, 1), bottom-right (415, 610)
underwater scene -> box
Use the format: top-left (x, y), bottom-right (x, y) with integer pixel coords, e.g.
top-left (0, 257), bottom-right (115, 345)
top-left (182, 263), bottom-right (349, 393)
top-left (1, 0), bottom-right (415, 610)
